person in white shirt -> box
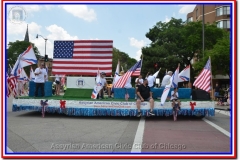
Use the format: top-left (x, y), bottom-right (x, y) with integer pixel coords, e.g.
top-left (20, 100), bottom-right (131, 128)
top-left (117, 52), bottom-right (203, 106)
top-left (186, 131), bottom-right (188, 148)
top-left (98, 72), bottom-right (107, 99)
top-left (55, 74), bottom-right (61, 96)
top-left (34, 63), bottom-right (47, 97)
top-left (108, 71), bottom-right (124, 98)
top-left (146, 72), bottom-right (156, 92)
top-left (135, 75), bottom-right (143, 99)
top-left (170, 88), bottom-right (179, 101)
top-left (161, 71), bottom-right (173, 88)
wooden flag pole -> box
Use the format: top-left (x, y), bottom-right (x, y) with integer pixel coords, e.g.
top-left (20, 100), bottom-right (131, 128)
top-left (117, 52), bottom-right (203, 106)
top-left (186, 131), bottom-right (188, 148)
top-left (209, 56), bottom-right (214, 101)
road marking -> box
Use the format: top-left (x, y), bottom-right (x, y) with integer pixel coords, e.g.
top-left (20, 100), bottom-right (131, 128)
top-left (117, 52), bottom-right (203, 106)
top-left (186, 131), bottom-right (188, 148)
top-left (202, 118), bottom-right (230, 137)
top-left (131, 117), bottom-right (145, 153)
top-left (7, 147), bottom-right (13, 153)
top-left (215, 109), bottom-right (230, 116)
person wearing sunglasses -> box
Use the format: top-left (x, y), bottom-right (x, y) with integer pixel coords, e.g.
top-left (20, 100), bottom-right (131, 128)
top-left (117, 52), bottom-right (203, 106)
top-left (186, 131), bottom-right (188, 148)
top-left (34, 63), bottom-right (47, 97)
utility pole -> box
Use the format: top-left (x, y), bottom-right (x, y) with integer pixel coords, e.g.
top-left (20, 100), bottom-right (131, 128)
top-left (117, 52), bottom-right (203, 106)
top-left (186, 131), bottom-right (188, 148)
top-left (202, 5), bottom-right (205, 58)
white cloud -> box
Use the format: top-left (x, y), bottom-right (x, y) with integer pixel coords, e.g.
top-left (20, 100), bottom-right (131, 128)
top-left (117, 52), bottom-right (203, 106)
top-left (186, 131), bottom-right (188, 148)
top-left (129, 37), bottom-right (145, 49)
top-left (135, 50), bottom-right (142, 61)
top-left (7, 20), bottom-right (42, 37)
top-left (59, 5), bottom-right (96, 22)
top-left (7, 21), bottom-right (79, 58)
top-left (129, 37), bottom-right (146, 60)
top-left (46, 24), bottom-right (78, 40)
top-left (164, 16), bottom-right (171, 23)
top-left (178, 5), bottom-right (196, 14)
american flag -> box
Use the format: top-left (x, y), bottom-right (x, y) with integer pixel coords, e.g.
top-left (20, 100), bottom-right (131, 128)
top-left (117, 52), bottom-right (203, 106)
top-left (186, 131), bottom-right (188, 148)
top-left (193, 58), bottom-right (211, 92)
top-left (114, 60), bottom-right (141, 88)
top-left (131, 59), bottom-right (142, 76)
top-left (52, 40), bottom-right (113, 76)
top-left (7, 74), bottom-right (18, 97)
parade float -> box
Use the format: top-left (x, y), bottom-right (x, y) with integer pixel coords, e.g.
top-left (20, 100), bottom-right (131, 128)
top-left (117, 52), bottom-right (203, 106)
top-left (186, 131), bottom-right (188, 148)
top-left (11, 40), bottom-right (215, 117)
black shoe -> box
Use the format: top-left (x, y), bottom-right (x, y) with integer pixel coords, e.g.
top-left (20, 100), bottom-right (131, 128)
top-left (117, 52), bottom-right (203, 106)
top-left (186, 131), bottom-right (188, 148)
top-left (137, 112), bottom-right (142, 117)
top-left (149, 111), bottom-right (155, 116)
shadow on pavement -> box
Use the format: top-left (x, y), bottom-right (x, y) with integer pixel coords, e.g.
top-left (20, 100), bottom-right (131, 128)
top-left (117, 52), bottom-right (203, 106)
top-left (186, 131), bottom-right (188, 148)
top-left (14, 111), bottom-right (204, 121)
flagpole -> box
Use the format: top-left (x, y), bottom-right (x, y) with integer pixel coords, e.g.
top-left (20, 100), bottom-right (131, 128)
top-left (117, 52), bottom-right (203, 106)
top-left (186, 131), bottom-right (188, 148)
top-left (209, 56), bottom-right (214, 100)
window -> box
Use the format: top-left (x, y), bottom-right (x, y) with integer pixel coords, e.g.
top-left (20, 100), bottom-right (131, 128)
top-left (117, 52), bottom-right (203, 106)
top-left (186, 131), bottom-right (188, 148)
top-left (223, 6), bottom-right (230, 15)
top-left (216, 6), bottom-right (230, 16)
top-left (196, 9), bottom-right (198, 18)
top-left (187, 17), bottom-right (193, 23)
top-left (217, 20), bottom-right (230, 29)
top-left (216, 7), bottom-right (223, 16)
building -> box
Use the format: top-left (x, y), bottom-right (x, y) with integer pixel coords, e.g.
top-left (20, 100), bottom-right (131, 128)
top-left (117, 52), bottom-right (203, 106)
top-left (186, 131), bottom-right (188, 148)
top-left (187, 5), bottom-right (230, 91)
top-left (187, 5), bottom-right (230, 30)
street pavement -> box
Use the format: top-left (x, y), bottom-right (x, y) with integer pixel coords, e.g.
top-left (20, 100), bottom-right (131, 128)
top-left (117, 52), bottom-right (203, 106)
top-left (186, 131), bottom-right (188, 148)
top-left (6, 96), bottom-right (231, 154)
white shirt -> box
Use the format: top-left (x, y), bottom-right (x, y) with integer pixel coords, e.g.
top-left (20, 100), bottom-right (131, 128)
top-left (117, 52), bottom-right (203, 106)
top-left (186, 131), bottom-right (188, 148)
top-left (101, 77), bottom-right (107, 86)
top-left (170, 91), bottom-right (179, 100)
top-left (161, 75), bottom-right (171, 87)
top-left (124, 77), bottom-right (132, 88)
top-left (34, 68), bottom-right (47, 83)
top-left (135, 78), bottom-right (143, 86)
top-left (147, 75), bottom-right (155, 87)
top-left (55, 74), bottom-right (60, 81)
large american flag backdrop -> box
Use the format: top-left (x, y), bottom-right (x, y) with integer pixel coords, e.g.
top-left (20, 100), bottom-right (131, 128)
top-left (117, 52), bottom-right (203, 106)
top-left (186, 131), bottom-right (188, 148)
top-left (52, 40), bottom-right (113, 76)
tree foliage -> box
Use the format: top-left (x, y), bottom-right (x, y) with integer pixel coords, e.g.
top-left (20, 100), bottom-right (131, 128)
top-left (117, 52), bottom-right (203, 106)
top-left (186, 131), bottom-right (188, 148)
top-left (142, 18), bottom-right (227, 83)
top-left (112, 47), bottom-right (137, 74)
top-left (193, 31), bottom-right (230, 77)
top-left (7, 40), bottom-right (40, 76)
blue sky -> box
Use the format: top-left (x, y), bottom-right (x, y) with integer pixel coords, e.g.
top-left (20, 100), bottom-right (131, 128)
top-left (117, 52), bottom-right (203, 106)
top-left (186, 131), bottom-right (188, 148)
top-left (6, 3), bottom-right (196, 60)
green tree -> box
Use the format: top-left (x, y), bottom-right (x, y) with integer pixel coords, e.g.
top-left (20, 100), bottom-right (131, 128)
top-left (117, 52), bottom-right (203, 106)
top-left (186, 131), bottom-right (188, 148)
top-left (193, 31), bottom-right (230, 77)
top-left (7, 40), bottom-right (40, 76)
top-left (112, 47), bottom-right (137, 74)
top-left (142, 18), bottom-right (226, 83)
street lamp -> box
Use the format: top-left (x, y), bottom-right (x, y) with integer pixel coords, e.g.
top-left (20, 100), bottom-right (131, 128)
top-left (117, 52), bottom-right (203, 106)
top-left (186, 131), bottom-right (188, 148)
top-left (36, 34), bottom-right (48, 65)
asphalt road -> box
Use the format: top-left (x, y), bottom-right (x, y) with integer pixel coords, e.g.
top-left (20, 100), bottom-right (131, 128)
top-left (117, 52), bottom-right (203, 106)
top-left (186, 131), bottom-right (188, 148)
top-left (6, 96), bottom-right (231, 154)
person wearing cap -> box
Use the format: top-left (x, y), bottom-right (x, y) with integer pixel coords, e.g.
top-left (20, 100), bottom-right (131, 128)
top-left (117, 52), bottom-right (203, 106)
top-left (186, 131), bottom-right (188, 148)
top-left (98, 72), bottom-right (107, 99)
top-left (161, 71), bottom-right (173, 88)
